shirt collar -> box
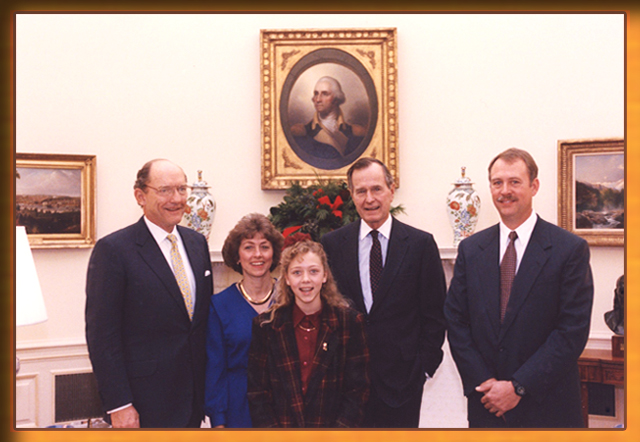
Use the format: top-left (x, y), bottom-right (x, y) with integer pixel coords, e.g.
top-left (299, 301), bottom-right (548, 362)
top-left (292, 302), bottom-right (322, 328)
top-left (359, 215), bottom-right (393, 241)
top-left (143, 216), bottom-right (179, 244)
top-left (499, 210), bottom-right (537, 244)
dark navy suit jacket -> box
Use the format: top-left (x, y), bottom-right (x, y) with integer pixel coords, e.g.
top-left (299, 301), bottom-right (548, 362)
top-left (85, 217), bottom-right (213, 428)
top-left (445, 216), bottom-right (594, 428)
top-left (322, 217), bottom-right (447, 407)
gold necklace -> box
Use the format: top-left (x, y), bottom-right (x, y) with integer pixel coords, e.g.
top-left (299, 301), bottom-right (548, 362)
top-left (238, 280), bottom-right (274, 305)
top-left (297, 323), bottom-right (316, 332)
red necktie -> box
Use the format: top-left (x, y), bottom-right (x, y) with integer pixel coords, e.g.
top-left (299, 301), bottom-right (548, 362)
top-left (370, 230), bottom-right (383, 298)
top-left (500, 231), bottom-right (518, 322)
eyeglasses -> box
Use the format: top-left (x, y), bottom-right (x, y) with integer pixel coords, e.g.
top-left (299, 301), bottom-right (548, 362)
top-left (145, 185), bottom-right (189, 197)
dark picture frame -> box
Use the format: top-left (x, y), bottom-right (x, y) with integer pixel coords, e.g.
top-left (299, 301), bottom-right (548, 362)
top-left (261, 28), bottom-right (398, 189)
top-left (558, 138), bottom-right (624, 246)
top-left (16, 153), bottom-right (97, 248)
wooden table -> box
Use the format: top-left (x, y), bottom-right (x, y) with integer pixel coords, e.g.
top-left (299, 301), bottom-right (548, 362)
top-left (577, 348), bottom-right (624, 427)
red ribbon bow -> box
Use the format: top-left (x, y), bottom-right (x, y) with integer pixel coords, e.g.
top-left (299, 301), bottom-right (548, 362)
top-left (317, 195), bottom-right (344, 218)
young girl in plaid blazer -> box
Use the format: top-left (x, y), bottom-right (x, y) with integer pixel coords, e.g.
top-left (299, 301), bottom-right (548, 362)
top-left (247, 240), bottom-right (370, 427)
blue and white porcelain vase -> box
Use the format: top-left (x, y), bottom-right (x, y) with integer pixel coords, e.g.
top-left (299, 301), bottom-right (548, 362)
top-left (182, 170), bottom-right (216, 240)
top-left (446, 167), bottom-right (481, 247)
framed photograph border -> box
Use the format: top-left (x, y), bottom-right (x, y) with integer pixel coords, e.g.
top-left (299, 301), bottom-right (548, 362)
top-left (16, 153), bottom-right (97, 249)
top-left (558, 138), bottom-right (624, 247)
top-left (260, 28), bottom-right (398, 190)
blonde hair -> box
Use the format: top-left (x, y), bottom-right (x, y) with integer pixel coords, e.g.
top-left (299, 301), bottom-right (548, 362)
top-left (260, 240), bottom-right (349, 325)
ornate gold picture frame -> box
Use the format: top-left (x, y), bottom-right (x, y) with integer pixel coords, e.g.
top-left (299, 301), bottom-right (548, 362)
top-left (558, 138), bottom-right (624, 246)
top-left (261, 28), bottom-right (398, 189)
top-left (16, 153), bottom-right (97, 248)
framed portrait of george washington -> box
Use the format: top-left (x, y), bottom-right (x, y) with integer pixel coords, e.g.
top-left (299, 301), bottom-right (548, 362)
top-left (260, 28), bottom-right (398, 189)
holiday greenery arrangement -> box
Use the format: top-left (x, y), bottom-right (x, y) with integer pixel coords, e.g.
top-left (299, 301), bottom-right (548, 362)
top-left (269, 180), bottom-right (404, 242)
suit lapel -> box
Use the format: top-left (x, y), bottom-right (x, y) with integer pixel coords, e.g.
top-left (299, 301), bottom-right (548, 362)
top-left (476, 225), bottom-right (502, 338)
top-left (341, 223), bottom-right (366, 313)
top-left (178, 226), bottom-right (206, 326)
top-left (271, 308), bottom-right (306, 427)
top-left (499, 218), bottom-right (551, 341)
top-left (369, 218), bottom-right (408, 315)
top-left (134, 219), bottom-right (191, 320)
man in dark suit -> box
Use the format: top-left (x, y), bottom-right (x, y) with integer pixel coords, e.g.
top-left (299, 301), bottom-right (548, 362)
top-left (85, 159), bottom-right (213, 428)
top-left (321, 157), bottom-right (447, 428)
top-left (445, 148), bottom-right (594, 428)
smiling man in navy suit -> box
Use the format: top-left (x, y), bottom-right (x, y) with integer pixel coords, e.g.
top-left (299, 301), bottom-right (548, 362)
top-left (321, 157), bottom-right (447, 428)
top-left (445, 148), bottom-right (594, 428)
top-left (86, 159), bottom-right (213, 428)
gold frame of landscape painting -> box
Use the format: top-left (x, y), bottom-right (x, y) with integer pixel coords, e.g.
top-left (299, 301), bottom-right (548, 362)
top-left (558, 138), bottom-right (624, 246)
top-left (16, 153), bottom-right (97, 249)
top-left (260, 28), bottom-right (398, 190)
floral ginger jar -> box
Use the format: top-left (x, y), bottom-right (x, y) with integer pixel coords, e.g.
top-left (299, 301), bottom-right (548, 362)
top-left (182, 170), bottom-right (216, 240)
top-left (447, 167), bottom-right (481, 247)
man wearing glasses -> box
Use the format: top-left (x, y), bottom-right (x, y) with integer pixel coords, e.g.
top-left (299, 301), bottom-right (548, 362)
top-left (86, 159), bottom-right (213, 428)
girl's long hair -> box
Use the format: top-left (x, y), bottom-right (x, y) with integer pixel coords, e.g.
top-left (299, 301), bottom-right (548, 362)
top-left (260, 240), bottom-right (349, 326)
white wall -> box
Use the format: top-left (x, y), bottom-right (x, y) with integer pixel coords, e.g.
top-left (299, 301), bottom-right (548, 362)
top-left (15, 13), bottom-right (624, 426)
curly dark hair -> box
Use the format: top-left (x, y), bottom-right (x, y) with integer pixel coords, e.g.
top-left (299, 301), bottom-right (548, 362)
top-left (221, 213), bottom-right (284, 274)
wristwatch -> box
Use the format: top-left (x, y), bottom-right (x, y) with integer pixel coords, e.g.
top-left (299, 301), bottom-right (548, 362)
top-left (511, 380), bottom-right (526, 397)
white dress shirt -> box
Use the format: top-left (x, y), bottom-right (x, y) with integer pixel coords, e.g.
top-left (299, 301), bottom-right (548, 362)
top-left (358, 216), bottom-right (392, 313)
top-left (144, 217), bottom-right (196, 297)
top-left (499, 210), bottom-right (538, 274)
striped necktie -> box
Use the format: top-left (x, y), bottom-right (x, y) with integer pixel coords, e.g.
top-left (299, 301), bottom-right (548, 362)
top-left (370, 230), bottom-right (383, 299)
top-left (167, 234), bottom-right (194, 320)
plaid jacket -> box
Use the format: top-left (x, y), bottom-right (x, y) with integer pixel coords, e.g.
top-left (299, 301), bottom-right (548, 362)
top-left (247, 303), bottom-right (370, 428)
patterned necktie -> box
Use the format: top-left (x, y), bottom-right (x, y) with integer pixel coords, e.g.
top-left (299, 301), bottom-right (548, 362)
top-left (370, 230), bottom-right (383, 298)
top-left (500, 231), bottom-right (518, 323)
top-left (167, 234), bottom-right (194, 320)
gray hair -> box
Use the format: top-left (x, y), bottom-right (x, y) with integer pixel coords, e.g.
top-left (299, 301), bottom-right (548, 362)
top-left (315, 76), bottom-right (346, 106)
top-left (347, 157), bottom-right (394, 191)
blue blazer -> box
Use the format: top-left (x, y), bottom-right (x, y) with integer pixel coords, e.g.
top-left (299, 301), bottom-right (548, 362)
top-left (86, 217), bottom-right (213, 428)
top-left (445, 216), bottom-right (594, 428)
top-left (204, 284), bottom-right (257, 427)
top-left (322, 217), bottom-right (447, 407)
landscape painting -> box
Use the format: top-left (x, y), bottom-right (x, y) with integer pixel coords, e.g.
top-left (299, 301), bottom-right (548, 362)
top-left (558, 138), bottom-right (624, 246)
top-left (16, 153), bottom-right (96, 248)
top-left (574, 153), bottom-right (624, 230)
top-left (16, 167), bottom-right (82, 234)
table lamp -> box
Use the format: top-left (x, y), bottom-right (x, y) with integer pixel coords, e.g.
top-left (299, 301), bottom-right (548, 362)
top-left (16, 226), bottom-right (47, 371)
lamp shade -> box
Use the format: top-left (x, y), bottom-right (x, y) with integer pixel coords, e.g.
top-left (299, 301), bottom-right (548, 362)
top-left (16, 226), bottom-right (47, 326)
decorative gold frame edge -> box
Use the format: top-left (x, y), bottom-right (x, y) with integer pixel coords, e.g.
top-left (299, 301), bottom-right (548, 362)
top-left (260, 27), bottom-right (398, 190)
top-left (16, 153), bottom-right (97, 249)
top-left (557, 138), bottom-right (624, 247)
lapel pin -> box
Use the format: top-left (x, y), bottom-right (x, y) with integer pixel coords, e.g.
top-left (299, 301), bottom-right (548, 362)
top-left (322, 342), bottom-right (328, 351)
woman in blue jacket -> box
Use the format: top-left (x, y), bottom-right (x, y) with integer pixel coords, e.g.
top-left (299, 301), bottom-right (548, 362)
top-left (204, 213), bottom-right (283, 428)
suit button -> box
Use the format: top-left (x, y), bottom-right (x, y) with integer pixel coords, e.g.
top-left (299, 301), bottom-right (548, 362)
top-left (499, 347), bottom-right (504, 352)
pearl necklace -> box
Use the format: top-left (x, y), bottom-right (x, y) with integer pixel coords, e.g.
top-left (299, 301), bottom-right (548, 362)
top-left (238, 280), bottom-right (274, 305)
